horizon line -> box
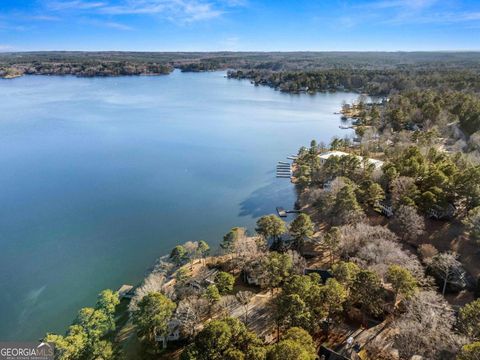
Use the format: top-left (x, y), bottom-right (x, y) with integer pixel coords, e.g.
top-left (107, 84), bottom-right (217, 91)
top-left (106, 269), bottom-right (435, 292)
top-left (2, 49), bottom-right (480, 54)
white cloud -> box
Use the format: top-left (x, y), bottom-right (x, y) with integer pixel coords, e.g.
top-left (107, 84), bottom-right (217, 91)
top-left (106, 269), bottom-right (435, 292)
top-left (81, 18), bottom-right (134, 30)
top-left (47, 1), bottom-right (107, 11)
top-left (104, 21), bottom-right (134, 30)
top-left (28, 15), bottom-right (62, 21)
top-left (382, 10), bottom-right (480, 25)
top-left (363, 0), bottom-right (438, 10)
top-left (349, 0), bottom-right (480, 27)
top-left (0, 44), bottom-right (14, 52)
top-left (98, 0), bottom-right (225, 23)
top-left (45, 0), bottom-right (242, 23)
top-left (78, 17), bottom-right (134, 31)
top-left (458, 12), bottom-right (480, 21)
top-left (0, 21), bottom-right (29, 31)
top-left (221, 0), bottom-right (248, 6)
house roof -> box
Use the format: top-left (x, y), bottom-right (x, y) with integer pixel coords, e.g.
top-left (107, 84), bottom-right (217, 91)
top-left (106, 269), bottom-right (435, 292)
top-left (318, 150), bottom-right (350, 159)
top-left (304, 268), bottom-right (334, 283)
top-left (318, 151), bottom-right (384, 170)
top-left (319, 345), bottom-right (350, 360)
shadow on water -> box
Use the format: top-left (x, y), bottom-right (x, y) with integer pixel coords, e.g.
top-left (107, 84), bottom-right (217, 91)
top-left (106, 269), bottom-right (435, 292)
top-left (238, 179), bottom-right (295, 219)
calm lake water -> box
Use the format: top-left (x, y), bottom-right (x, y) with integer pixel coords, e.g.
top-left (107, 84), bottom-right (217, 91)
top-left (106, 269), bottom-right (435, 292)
top-left (0, 70), bottom-right (357, 340)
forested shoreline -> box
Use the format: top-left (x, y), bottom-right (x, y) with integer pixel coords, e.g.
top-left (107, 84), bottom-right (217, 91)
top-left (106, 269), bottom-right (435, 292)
top-left (2, 51), bottom-right (480, 80)
top-left (227, 68), bottom-right (480, 95)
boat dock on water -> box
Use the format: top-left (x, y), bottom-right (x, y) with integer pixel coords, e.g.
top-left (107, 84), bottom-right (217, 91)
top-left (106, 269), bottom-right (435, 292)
top-left (276, 207), bottom-right (301, 217)
top-left (276, 160), bottom-right (292, 178)
top-left (276, 207), bottom-right (287, 217)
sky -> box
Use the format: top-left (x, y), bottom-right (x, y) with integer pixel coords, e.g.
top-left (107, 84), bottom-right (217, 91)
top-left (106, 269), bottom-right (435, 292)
top-left (0, 0), bottom-right (480, 51)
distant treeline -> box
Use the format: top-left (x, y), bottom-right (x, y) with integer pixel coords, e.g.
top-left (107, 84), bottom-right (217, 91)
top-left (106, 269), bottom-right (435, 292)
top-left (227, 68), bottom-right (480, 96)
top-left (0, 55), bottom-right (173, 78)
top-left (2, 51), bottom-right (480, 79)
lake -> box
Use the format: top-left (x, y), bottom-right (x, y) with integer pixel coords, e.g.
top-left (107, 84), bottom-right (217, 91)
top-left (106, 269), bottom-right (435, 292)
top-left (0, 70), bottom-right (357, 340)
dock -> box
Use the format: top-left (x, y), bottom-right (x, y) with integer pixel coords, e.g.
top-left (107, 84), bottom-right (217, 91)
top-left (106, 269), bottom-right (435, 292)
top-left (276, 207), bottom-right (287, 217)
top-left (276, 160), bottom-right (292, 178)
top-left (276, 207), bottom-right (301, 217)
top-left (117, 284), bottom-right (135, 300)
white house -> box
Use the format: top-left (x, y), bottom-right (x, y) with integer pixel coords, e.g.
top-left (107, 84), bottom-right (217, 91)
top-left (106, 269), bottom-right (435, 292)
top-left (318, 151), bottom-right (384, 170)
top-left (156, 319), bottom-right (181, 348)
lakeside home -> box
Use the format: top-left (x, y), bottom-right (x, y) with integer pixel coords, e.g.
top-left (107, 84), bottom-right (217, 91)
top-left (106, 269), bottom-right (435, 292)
top-left (318, 150), bottom-right (384, 170)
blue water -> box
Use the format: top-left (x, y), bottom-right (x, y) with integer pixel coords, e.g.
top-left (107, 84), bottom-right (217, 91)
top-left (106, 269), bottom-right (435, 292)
top-left (0, 70), bottom-right (357, 340)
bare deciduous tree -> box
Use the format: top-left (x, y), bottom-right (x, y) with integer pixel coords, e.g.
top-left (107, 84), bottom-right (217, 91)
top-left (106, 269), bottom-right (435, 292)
top-left (391, 205), bottom-right (425, 241)
top-left (394, 291), bottom-right (466, 360)
top-left (129, 258), bottom-right (174, 311)
top-left (226, 235), bottom-right (267, 275)
top-left (218, 295), bottom-right (239, 318)
top-left (233, 235), bottom-right (266, 262)
top-left (363, 338), bottom-right (398, 360)
top-left (418, 243), bottom-right (438, 262)
top-left (338, 223), bottom-right (398, 259)
top-left (337, 223), bottom-right (425, 282)
top-left (287, 250), bottom-right (306, 275)
top-left (236, 291), bottom-right (254, 325)
top-left (391, 176), bottom-right (418, 209)
top-left (176, 299), bottom-right (204, 339)
top-left (184, 241), bottom-right (200, 269)
top-left (354, 237), bottom-right (424, 280)
top-left (298, 187), bottom-right (324, 208)
top-left (429, 252), bottom-right (463, 295)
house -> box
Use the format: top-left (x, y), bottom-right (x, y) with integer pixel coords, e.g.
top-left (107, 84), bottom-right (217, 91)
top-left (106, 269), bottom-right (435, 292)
top-left (375, 201), bottom-right (394, 218)
top-left (322, 180), bottom-right (333, 191)
top-left (428, 204), bottom-right (456, 220)
top-left (199, 268), bottom-right (218, 286)
top-left (185, 268), bottom-right (219, 291)
top-left (156, 319), bottom-right (181, 348)
top-left (186, 280), bottom-right (203, 291)
top-left (304, 268), bottom-right (334, 283)
top-left (405, 123), bottom-right (423, 131)
top-left (318, 151), bottom-right (384, 170)
top-left (243, 260), bottom-right (263, 286)
top-left (318, 346), bottom-right (349, 360)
